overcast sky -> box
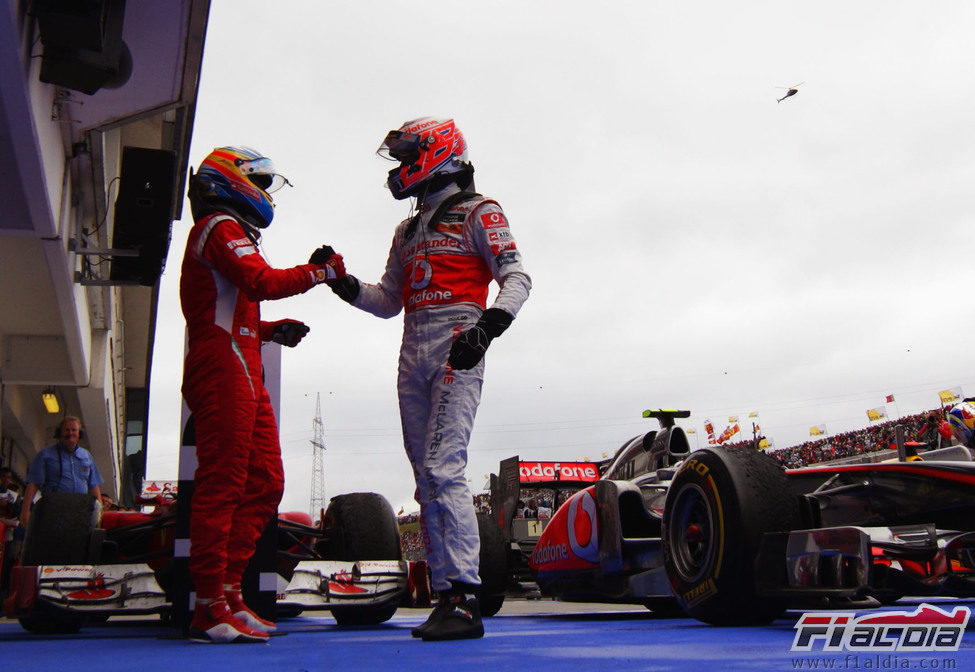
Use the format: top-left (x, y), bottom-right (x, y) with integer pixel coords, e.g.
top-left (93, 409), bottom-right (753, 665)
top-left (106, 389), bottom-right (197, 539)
top-left (145, 1), bottom-right (975, 515)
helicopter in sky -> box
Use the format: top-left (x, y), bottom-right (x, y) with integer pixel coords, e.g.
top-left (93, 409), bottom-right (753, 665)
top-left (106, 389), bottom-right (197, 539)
top-left (776, 81), bottom-right (804, 103)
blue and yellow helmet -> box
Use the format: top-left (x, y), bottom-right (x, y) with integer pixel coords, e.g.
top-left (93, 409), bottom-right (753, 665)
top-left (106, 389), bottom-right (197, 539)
top-left (947, 402), bottom-right (975, 446)
top-left (189, 146), bottom-right (291, 228)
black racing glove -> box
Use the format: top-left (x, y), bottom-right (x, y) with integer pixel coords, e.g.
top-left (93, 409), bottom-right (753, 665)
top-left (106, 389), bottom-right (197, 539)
top-left (308, 245), bottom-right (336, 265)
top-left (329, 275), bottom-right (360, 303)
top-left (308, 244), bottom-right (347, 283)
top-left (269, 319), bottom-right (310, 347)
top-left (447, 308), bottom-right (514, 371)
top-left (309, 244), bottom-right (359, 302)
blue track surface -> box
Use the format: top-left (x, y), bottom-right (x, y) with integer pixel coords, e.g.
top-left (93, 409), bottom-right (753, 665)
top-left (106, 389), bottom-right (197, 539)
top-left (3, 600), bottom-right (974, 672)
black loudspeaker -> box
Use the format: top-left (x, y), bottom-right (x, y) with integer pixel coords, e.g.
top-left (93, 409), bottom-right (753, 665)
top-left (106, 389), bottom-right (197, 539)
top-left (35, 0), bottom-right (111, 51)
top-left (36, 0), bottom-right (131, 95)
top-left (110, 146), bottom-right (177, 286)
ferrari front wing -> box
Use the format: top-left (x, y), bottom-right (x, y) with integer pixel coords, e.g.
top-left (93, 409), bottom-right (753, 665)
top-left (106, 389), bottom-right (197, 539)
top-left (5, 563), bottom-right (169, 617)
top-left (277, 560), bottom-right (410, 611)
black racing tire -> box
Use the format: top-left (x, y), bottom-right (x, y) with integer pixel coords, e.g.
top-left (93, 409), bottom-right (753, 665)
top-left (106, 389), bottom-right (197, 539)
top-left (475, 512), bottom-right (506, 617)
top-left (19, 493), bottom-right (96, 635)
top-left (22, 492), bottom-right (98, 565)
top-left (661, 446), bottom-right (800, 625)
top-left (642, 596), bottom-right (686, 617)
top-left (330, 602), bottom-right (398, 627)
top-left (322, 492), bottom-right (401, 626)
top-left (19, 611), bottom-right (84, 635)
top-left (275, 603), bottom-right (304, 619)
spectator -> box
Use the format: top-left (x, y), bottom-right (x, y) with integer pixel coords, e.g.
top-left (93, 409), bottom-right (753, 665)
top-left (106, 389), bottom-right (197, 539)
top-left (400, 529), bottom-right (426, 562)
top-left (19, 416), bottom-right (102, 530)
top-left (537, 500), bottom-right (553, 519)
top-left (935, 410), bottom-right (953, 446)
top-left (0, 466), bottom-right (20, 599)
top-left (473, 493), bottom-right (491, 514)
top-left (916, 412), bottom-right (944, 450)
top-left (100, 493), bottom-right (131, 512)
top-left (0, 467), bottom-right (20, 533)
top-left (0, 467), bottom-right (18, 521)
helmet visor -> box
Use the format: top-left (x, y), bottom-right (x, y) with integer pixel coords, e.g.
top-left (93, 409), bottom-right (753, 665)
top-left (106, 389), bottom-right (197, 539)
top-left (237, 156), bottom-right (292, 193)
top-left (377, 130), bottom-right (422, 164)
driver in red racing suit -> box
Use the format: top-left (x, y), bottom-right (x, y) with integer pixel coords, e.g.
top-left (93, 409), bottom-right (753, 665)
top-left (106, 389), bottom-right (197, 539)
top-left (180, 146), bottom-right (343, 643)
top-left (318, 118), bottom-right (531, 641)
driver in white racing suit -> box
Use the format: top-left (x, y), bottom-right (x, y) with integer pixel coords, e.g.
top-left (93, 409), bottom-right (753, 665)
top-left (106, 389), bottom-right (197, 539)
top-left (317, 117), bottom-right (530, 641)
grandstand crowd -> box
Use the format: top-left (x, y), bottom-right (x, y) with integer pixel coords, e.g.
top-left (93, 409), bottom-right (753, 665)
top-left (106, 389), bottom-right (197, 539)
top-left (739, 409), bottom-right (949, 468)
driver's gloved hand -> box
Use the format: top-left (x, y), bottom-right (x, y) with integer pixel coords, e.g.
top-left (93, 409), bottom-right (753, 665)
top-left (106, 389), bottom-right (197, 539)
top-left (447, 308), bottom-right (513, 370)
top-left (269, 319), bottom-right (310, 347)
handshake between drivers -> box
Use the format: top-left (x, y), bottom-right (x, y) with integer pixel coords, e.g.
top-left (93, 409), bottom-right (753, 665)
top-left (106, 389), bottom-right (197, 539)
top-left (309, 244), bottom-right (360, 303)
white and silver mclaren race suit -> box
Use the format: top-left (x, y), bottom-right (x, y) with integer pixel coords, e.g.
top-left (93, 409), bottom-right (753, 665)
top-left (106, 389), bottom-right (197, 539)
top-left (353, 184), bottom-right (531, 591)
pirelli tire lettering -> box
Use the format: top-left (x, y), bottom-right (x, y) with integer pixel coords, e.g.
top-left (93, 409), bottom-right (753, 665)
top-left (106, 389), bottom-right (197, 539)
top-left (661, 446), bottom-right (800, 625)
top-left (681, 457), bottom-right (710, 478)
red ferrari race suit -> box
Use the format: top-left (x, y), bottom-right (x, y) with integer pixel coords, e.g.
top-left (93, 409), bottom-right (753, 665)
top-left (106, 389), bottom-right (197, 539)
top-left (180, 212), bottom-right (328, 599)
top-left (352, 185), bottom-right (531, 591)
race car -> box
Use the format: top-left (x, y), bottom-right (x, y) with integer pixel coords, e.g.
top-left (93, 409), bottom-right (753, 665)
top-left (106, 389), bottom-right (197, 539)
top-left (480, 457), bottom-right (602, 606)
top-left (527, 409), bottom-right (975, 625)
top-left (3, 490), bottom-right (426, 634)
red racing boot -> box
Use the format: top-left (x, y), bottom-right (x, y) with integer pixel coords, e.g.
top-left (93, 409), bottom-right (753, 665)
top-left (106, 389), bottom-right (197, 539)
top-left (224, 583), bottom-right (276, 633)
top-left (189, 597), bottom-right (269, 643)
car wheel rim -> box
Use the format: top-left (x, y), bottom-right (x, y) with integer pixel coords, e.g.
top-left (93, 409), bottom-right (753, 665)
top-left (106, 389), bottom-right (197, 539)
top-left (670, 483), bottom-right (716, 583)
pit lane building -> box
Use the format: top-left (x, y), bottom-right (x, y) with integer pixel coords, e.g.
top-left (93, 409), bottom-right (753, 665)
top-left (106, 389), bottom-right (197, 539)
top-left (0, 1), bottom-right (210, 505)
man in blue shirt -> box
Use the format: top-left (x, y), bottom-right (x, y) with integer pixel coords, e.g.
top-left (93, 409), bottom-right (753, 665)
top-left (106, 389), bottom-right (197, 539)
top-left (19, 416), bottom-right (102, 529)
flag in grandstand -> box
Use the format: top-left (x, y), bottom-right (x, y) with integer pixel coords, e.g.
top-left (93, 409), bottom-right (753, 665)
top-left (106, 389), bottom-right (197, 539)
top-left (885, 394), bottom-right (895, 403)
top-left (686, 428), bottom-right (696, 434)
top-left (705, 418), bottom-right (716, 445)
top-left (939, 387), bottom-right (963, 405)
top-left (717, 422), bottom-right (741, 444)
top-left (728, 415), bottom-right (738, 423)
top-left (748, 411), bottom-right (759, 418)
top-left (810, 424), bottom-right (827, 437)
top-left (866, 407), bottom-right (887, 422)
top-left (758, 437), bottom-right (772, 450)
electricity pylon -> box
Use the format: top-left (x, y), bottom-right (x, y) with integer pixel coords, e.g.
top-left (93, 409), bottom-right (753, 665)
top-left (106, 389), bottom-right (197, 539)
top-left (309, 392), bottom-right (325, 517)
